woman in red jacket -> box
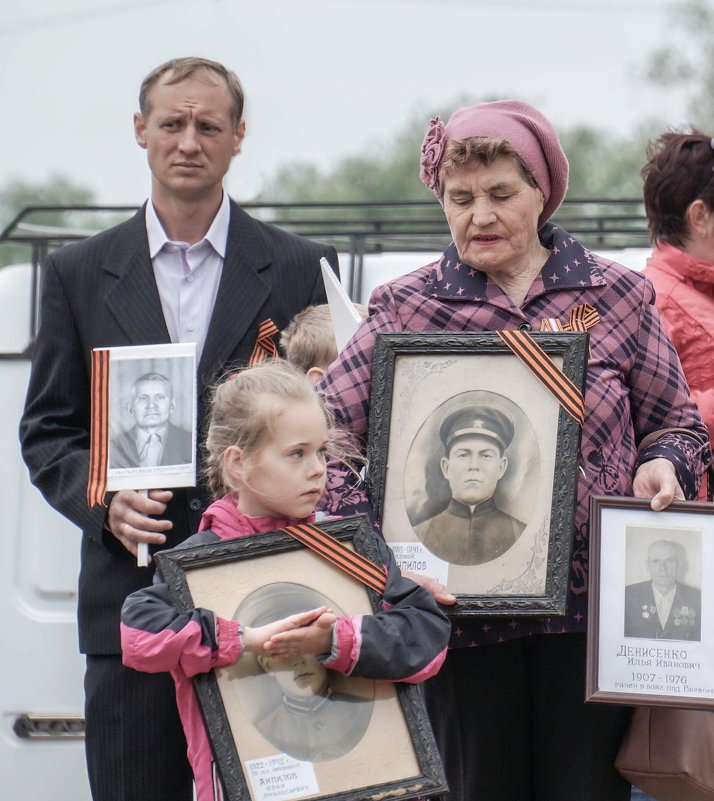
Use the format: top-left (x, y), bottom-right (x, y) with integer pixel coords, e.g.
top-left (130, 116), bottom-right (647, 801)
top-left (642, 131), bottom-right (714, 499)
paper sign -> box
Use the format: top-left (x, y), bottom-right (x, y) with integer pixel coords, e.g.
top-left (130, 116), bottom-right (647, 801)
top-left (320, 257), bottom-right (363, 353)
top-left (88, 342), bottom-right (197, 567)
top-left (245, 754), bottom-right (319, 801)
top-left (389, 541), bottom-right (449, 586)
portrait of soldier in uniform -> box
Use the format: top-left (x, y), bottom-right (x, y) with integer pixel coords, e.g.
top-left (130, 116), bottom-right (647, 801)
top-left (254, 650), bottom-right (372, 762)
top-left (624, 538), bottom-right (701, 642)
top-left (230, 583), bottom-right (373, 762)
top-left (413, 404), bottom-right (527, 565)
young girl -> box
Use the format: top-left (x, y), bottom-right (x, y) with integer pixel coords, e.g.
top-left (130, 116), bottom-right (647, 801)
top-left (120, 362), bottom-right (450, 801)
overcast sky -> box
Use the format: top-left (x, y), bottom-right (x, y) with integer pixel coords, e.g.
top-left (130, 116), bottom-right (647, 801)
top-left (0, 0), bottom-right (696, 206)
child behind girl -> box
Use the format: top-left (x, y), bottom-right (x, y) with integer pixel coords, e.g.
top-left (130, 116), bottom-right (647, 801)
top-left (279, 302), bottom-right (369, 384)
top-left (120, 362), bottom-right (450, 801)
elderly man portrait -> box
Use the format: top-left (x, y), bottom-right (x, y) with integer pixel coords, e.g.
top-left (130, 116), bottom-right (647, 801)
top-left (624, 539), bottom-right (701, 641)
top-left (415, 404), bottom-right (526, 565)
top-left (111, 372), bottom-right (192, 468)
top-left (20, 56), bottom-right (337, 801)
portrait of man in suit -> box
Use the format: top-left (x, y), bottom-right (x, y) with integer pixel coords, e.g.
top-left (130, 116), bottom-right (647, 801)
top-left (414, 404), bottom-right (526, 565)
top-left (624, 539), bottom-right (701, 641)
top-left (20, 56), bottom-right (337, 801)
top-left (110, 372), bottom-right (192, 469)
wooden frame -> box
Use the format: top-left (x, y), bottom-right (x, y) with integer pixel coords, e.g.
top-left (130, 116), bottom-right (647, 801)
top-left (155, 515), bottom-right (447, 801)
top-left (587, 495), bottom-right (714, 709)
top-left (366, 331), bottom-right (588, 617)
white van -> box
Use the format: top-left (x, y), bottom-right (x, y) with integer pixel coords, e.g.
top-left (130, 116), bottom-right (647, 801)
top-left (0, 261), bottom-right (91, 800)
top-left (0, 219), bottom-right (650, 800)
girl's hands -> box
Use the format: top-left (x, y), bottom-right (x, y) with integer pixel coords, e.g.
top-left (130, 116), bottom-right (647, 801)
top-left (242, 606), bottom-right (334, 654)
top-left (262, 610), bottom-right (337, 658)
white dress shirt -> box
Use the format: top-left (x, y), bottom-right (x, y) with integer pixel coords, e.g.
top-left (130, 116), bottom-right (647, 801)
top-left (134, 426), bottom-right (167, 467)
top-left (145, 192), bottom-right (230, 361)
top-left (652, 584), bottom-right (676, 628)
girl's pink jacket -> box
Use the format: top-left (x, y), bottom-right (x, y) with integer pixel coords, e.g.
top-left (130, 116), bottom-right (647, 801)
top-left (121, 499), bottom-right (449, 801)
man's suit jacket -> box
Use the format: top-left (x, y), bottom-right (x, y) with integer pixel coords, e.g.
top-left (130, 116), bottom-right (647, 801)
top-left (20, 200), bottom-right (337, 654)
top-left (110, 422), bottom-right (193, 469)
top-left (624, 580), bottom-right (701, 641)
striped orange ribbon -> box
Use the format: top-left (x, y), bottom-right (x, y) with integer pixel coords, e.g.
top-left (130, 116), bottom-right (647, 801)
top-left (280, 522), bottom-right (387, 594)
top-left (496, 330), bottom-right (585, 427)
top-left (87, 348), bottom-right (110, 508)
top-left (248, 318), bottom-right (280, 367)
top-left (539, 303), bottom-right (599, 333)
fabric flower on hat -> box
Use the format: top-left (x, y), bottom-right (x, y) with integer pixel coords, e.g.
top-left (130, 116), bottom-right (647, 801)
top-left (418, 99), bottom-right (569, 228)
top-left (420, 117), bottom-right (447, 195)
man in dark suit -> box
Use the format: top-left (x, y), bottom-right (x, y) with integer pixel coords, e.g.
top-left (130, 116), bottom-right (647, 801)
top-left (110, 372), bottom-right (192, 468)
top-left (624, 539), bottom-right (701, 641)
top-left (19, 57), bottom-right (337, 801)
top-left (415, 405), bottom-right (526, 565)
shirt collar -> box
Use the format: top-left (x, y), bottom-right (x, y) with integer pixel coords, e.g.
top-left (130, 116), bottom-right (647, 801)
top-left (446, 496), bottom-right (498, 519)
top-left (197, 495), bottom-right (317, 538)
top-left (145, 191), bottom-right (231, 259)
top-left (424, 223), bottom-right (606, 303)
top-left (652, 583), bottom-right (677, 602)
top-left (134, 425), bottom-right (167, 450)
top-left (649, 241), bottom-right (714, 286)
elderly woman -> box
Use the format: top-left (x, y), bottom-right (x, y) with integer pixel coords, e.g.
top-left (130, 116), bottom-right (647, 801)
top-left (318, 101), bottom-right (710, 801)
top-left (642, 130), bottom-right (714, 500)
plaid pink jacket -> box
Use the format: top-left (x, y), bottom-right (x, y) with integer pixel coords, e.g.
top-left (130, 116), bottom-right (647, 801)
top-left (319, 223), bottom-right (709, 647)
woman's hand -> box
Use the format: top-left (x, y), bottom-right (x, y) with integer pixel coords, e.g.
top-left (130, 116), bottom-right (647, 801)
top-left (632, 458), bottom-right (684, 511)
top-left (402, 570), bottom-right (456, 605)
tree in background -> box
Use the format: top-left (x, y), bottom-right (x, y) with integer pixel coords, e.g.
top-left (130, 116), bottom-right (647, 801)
top-left (0, 175), bottom-right (95, 227)
top-left (257, 100), bottom-right (652, 205)
top-left (558, 126), bottom-right (649, 199)
top-left (257, 101), bottom-right (464, 205)
top-left (644, 0), bottom-right (714, 132)
top-left (0, 175), bottom-right (97, 267)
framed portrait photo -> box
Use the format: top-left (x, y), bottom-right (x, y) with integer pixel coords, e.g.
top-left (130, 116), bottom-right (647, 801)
top-left (89, 341), bottom-right (197, 493)
top-left (366, 331), bottom-right (588, 617)
top-left (154, 515), bottom-right (447, 801)
top-left (587, 496), bottom-right (714, 709)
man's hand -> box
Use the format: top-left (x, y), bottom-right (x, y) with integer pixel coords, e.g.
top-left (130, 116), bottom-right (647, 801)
top-left (632, 458), bottom-right (684, 511)
top-left (402, 569), bottom-right (456, 605)
top-left (244, 607), bottom-right (335, 655)
top-left (107, 489), bottom-right (174, 557)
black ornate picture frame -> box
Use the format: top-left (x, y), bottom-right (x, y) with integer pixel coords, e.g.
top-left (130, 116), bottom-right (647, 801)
top-left (586, 495), bottom-right (714, 709)
top-left (155, 515), bottom-right (447, 801)
top-left (366, 331), bottom-right (588, 617)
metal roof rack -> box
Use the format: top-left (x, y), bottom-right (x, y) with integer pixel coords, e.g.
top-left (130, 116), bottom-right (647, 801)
top-left (1, 198), bottom-right (651, 301)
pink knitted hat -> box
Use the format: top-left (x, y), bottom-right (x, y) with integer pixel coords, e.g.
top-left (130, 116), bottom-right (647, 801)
top-left (419, 99), bottom-right (569, 228)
